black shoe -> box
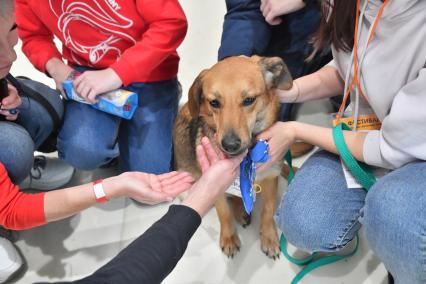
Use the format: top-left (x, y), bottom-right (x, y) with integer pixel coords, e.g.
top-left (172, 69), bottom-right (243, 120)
top-left (388, 272), bottom-right (394, 284)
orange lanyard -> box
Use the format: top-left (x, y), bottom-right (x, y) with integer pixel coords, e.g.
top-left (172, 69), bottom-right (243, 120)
top-left (335, 0), bottom-right (391, 122)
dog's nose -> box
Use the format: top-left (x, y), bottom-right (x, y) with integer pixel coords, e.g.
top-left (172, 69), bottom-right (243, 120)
top-left (221, 133), bottom-right (242, 154)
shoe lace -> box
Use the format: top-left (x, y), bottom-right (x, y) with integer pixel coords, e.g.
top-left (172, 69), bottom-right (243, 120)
top-left (31, 156), bottom-right (47, 180)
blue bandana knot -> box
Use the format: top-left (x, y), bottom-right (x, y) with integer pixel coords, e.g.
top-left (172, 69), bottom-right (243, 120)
top-left (239, 140), bottom-right (270, 214)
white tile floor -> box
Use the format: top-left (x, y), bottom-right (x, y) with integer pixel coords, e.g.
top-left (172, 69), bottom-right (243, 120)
top-left (9, 0), bottom-right (388, 283)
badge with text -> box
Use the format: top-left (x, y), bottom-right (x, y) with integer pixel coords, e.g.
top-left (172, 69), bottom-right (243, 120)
top-left (332, 113), bottom-right (382, 131)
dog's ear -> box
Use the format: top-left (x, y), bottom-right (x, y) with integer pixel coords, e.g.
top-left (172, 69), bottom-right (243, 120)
top-left (188, 69), bottom-right (208, 118)
top-left (258, 57), bottom-right (293, 90)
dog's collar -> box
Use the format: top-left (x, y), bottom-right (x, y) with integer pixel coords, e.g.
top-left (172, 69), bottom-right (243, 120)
top-left (239, 140), bottom-right (270, 214)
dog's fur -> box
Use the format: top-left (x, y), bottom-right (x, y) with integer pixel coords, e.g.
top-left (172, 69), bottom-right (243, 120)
top-left (173, 55), bottom-right (292, 258)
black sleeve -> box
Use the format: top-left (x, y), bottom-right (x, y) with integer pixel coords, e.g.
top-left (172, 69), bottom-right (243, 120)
top-left (40, 205), bottom-right (201, 284)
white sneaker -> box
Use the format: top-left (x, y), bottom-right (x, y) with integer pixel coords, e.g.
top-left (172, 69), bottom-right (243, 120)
top-left (20, 156), bottom-right (75, 191)
top-left (0, 237), bottom-right (22, 283)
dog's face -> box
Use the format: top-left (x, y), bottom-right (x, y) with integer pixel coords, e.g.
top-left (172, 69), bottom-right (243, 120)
top-left (188, 56), bottom-right (292, 156)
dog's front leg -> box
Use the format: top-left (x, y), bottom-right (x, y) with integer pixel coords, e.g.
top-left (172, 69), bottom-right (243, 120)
top-left (215, 194), bottom-right (241, 258)
top-left (259, 175), bottom-right (280, 259)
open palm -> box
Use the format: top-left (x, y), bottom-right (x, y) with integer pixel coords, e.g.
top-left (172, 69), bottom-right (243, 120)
top-left (121, 171), bottom-right (194, 205)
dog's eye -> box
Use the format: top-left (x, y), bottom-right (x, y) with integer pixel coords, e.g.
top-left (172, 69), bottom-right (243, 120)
top-left (209, 99), bottom-right (221, 108)
top-left (242, 97), bottom-right (256, 106)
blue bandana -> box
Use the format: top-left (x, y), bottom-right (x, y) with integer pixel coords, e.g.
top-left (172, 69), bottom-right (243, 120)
top-left (239, 140), bottom-right (270, 214)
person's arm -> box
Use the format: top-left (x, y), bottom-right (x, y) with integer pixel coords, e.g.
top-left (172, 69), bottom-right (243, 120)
top-left (0, 165), bottom-right (194, 230)
top-left (218, 0), bottom-right (271, 60)
top-left (256, 121), bottom-right (366, 171)
top-left (277, 64), bottom-right (345, 103)
top-left (259, 68), bottom-right (426, 171)
top-left (61, 205), bottom-right (201, 284)
top-left (15, 0), bottom-right (63, 74)
top-left (48, 138), bottom-right (243, 284)
top-left (110, 0), bottom-right (187, 86)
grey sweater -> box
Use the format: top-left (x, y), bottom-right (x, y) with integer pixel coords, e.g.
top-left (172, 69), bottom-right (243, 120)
top-left (331, 0), bottom-right (426, 169)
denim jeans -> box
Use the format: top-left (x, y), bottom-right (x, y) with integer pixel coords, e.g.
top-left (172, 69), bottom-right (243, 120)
top-left (57, 79), bottom-right (179, 174)
top-left (276, 150), bottom-right (426, 283)
top-left (0, 91), bottom-right (60, 184)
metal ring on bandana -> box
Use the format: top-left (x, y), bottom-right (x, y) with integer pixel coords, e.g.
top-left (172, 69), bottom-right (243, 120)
top-left (253, 184), bottom-right (262, 194)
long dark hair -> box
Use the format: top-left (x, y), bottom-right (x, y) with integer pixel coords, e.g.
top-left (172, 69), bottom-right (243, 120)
top-left (312, 0), bottom-right (358, 56)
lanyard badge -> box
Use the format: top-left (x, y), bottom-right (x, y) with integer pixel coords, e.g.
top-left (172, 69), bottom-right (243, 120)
top-left (239, 140), bottom-right (270, 214)
top-left (334, 0), bottom-right (390, 129)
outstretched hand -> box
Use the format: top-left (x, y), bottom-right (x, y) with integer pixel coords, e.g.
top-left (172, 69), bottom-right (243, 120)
top-left (115, 171), bottom-right (194, 205)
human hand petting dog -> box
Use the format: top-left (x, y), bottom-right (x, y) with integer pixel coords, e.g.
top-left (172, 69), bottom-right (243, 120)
top-left (182, 137), bottom-right (245, 216)
top-left (260, 0), bottom-right (306, 25)
top-left (106, 171), bottom-right (195, 205)
top-left (73, 68), bottom-right (123, 103)
top-left (256, 122), bottom-right (296, 172)
top-left (0, 82), bottom-right (21, 121)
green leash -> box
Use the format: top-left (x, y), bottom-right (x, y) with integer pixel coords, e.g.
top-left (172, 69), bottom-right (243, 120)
top-left (281, 123), bottom-right (375, 283)
top-left (332, 123), bottom-right (376, 190)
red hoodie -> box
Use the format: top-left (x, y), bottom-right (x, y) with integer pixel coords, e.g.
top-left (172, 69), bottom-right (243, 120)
top-left (16, 0), bottom-right (188, 86)
top-left (0, 163), bottom-right (46, 230)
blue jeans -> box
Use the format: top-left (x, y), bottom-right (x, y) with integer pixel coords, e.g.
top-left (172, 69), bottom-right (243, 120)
top-left (0, 91), bottom-right (60, 184)
top-left (57, 79), bottom-right (179, 173)
top-left (276, 150), bottom-right (426, 283)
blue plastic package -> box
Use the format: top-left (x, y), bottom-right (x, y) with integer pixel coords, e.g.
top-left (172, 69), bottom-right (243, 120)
top-left (62, 80), bottom-right (138, 120)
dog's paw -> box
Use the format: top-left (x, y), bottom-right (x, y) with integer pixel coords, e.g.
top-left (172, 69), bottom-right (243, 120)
top-left (260, 229), bottom-right (280, 260)
top-left (220, 233), bottom-right (241, 258)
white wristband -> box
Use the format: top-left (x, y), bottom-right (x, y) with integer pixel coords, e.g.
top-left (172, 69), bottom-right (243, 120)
top-left (93, 180), bottom-right (108, 203)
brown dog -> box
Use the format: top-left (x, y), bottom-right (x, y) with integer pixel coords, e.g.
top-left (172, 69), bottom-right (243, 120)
top-left (173, 55), bottom-right (292, 259)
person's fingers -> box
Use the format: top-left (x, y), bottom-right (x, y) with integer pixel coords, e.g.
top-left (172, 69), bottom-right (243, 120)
top-left (262, 2), bottom-right (271, 18)
top-left (73, 75), bottom-right (83, 90)
top-left (5, 113), bottom-right (19, 121)
top-left (146, 174), bottom-right (162, 192)
top-left (3, 84), bottom-right (20, 107)
top-left (0, 110), bottom-right (10, 117)
top-left (160, 172), bottom-right (194, 187)
top-left (137, 190), bottom-right (172, 205)
top-left (79, 85), bottom-right (92, 100)
top-left (256, 126), bottom-right (273, 141)
top-left (269, 17), bottom-right (282, 25)
top-left (163, 181), bottom-right (194, 196)
top-left (260, 0), bottom-right (266, 12)
top-left (201, 136), bottom-right (220, 165)
top-left (265, 11), bottom-right (277, 25)
top-left (196, 143), bottom-right (210, 173)
top-left (158, 171), bottom-right (180, 181)
top-left (87, 89), bottom-right (99, 104)
top-left (75, 80), bottom-right (85, 97)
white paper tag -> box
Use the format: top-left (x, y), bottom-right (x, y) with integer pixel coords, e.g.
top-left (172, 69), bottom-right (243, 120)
top-left (226, 177), bottom-right (242, 198)
top-left (341, 159), bottom-right (390, 189)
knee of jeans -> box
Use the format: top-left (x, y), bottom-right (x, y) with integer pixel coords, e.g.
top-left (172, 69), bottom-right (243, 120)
top-left (276, 195), bottom-right (350, 253)
top-left (363, 179), bottom-right (403, 245)
top-left (57, 138), bottom-right (112, 170)
top-left (0, 123), bottom-right (34, 183)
